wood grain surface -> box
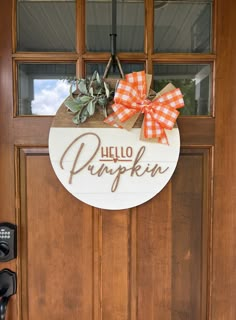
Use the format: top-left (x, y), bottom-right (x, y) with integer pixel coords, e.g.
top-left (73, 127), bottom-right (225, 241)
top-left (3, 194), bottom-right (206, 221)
top-left (0, 0), bottom-right (235, 319)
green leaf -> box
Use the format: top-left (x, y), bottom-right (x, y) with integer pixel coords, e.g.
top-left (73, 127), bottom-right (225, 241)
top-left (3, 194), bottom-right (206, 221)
top-left (80, 95), bottom-right (91, 103)
top-left (79, 108), bottom-right (90, 123)
top-left (93, 86), bottom-right (102, 95)
top-left (72, 114), bottom-right (80, 125)
top-left (104, 81), bottom-right (110, 98)
top-left (89, 87), bottom-right (94, 96)
top-left (102, 106), bottom-right (108, 118)
top-left (97, 96), bottom-right (108, 106)
top-left (96, 71), bottom-right (101, 84)
top-left (91, 71), bottom-right (97, 82)
top-left (64, 99), bottom-right (83, 113)
top-left (87, 100), bottom-right (96, 116)
top-left (69, 84), bottom-right (73, 98)
top-left (74, 95), bottom-right (82, 103)
top-left (64, 70), bottom-right (115, 126)
top-left (78, 80), bottom-right (88, 95)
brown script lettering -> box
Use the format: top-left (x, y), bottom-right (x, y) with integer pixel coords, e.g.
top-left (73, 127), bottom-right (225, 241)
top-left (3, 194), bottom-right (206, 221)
top-left (60, 132), bottom-right (169, 192)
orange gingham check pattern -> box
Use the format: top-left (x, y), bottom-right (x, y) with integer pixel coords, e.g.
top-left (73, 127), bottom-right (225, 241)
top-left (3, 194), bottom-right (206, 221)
top-left (143, 88), bottom-right (184, 142)
top-left (104, 71), bottom-right (184, 144)
top-left (125, 70), bottom-right (147, 99)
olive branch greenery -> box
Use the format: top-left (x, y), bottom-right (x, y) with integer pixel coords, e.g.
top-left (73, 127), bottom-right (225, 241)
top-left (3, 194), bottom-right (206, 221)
top-left (64, 71), bottom-right (114, 125)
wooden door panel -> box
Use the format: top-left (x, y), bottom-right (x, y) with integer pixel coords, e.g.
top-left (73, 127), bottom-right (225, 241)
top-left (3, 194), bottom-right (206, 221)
top-left (137, 148), bottom-right (210, 320)
top-left (171, 149), bottom-right (210, 320)
top-left (137, 184), bottom-right (172, 320)
top-left (101, 211), bottom-right (130, 319)
top-left (19, 148), bottom-right (94, 319)
top-left (18, 149), bottom-right (133, 320)
top-left (17, 147), bottom-right (210, 320)
top-left (1, 1), bottom-right (236, 319)
top-left (213, 2), bottom-right (236, 317)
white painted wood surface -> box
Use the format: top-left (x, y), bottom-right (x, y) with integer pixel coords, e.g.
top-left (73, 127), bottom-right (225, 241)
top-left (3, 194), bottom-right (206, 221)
top-left (49, 127), bottom-right (180, 210)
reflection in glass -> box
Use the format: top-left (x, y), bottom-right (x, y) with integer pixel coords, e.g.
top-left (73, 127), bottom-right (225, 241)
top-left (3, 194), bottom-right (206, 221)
top-left (153, 64), bottom-right (212, 115)
top-left (17, 0), bottom-right (76, 52)
top-left (86, 0), bottom-right (144, 52)
top-left (86, 62), bottom-right (145, 77)
top-left (154, 0), bottom-right (212, 53)
top-left (18, 63), bottom-right (76, 115)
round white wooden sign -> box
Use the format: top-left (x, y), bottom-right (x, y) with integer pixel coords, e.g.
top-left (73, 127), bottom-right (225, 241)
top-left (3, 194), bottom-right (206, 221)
top-left (49, 126), bottom-right (180, 210)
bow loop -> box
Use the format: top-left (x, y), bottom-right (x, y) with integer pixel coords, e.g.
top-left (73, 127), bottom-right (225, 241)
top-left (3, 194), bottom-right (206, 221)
top-left (114, 80), bottom-right (144, 109)
top-left (125, 70), bottom-right (147, 99)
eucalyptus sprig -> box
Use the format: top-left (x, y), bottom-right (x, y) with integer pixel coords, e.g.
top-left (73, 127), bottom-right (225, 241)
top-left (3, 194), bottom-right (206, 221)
top-left (64, 71), bottom-right (114, 125)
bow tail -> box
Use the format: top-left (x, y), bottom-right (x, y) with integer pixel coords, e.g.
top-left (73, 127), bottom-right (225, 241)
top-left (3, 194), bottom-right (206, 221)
top-left (104, 113), bottom-right (123, 128)
top-left (157, 131), bottom-right (169, 145)
top-left (143, 113), bottom-right (169, 145)
top-left (104, 104), bottom-right (138, 127)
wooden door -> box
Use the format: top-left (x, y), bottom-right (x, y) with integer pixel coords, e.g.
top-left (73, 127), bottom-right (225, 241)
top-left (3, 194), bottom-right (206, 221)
top-left (0, 0), bottom-right (236, 319)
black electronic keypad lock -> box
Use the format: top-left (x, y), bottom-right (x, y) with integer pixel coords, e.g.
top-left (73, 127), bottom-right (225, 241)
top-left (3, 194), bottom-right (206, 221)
top-left (0, 223), bottom-right (17, 262)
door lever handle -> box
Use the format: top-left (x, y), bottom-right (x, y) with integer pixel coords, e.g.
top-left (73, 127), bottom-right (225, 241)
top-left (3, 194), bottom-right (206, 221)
top-left (0, 297), bottom-right (9, 320)
top-left (0, 269), bottom-right (17, 320)
top-left (0, 288), bottom-right (7, 297)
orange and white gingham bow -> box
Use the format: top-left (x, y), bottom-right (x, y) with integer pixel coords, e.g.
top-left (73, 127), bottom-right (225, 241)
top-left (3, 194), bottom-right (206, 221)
top-left (104, 71), bottom-right (184, 144)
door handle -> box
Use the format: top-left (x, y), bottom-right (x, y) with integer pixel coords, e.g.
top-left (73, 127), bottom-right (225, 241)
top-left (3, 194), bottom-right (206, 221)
top-left (0, 269), bottom-right (16, 320)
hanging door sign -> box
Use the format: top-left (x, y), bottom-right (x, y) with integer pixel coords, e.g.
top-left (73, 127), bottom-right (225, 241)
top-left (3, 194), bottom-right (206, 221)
top-left (49, 125), bottom-right (180, 210)
top-left (48, 71), bottom-right (184, 210)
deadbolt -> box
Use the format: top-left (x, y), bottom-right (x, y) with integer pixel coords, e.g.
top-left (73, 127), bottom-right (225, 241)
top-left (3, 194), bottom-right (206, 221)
top-left (0, 223), bottom-right (17, 262)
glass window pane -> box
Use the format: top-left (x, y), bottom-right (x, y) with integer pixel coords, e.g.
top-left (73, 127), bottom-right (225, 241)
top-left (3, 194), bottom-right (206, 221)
top-left (17, 0), bottom-right (76, 52)
top-left (154, 0), bottom-right (212, 53)
top-left (86, 62), bottom-right (145, 77)
top-left (153, 64), bottom-right (212, 115)
top-left (86, 0), bottom-right (144, 52)
top-left (18, 63), bottom-right (76, 115)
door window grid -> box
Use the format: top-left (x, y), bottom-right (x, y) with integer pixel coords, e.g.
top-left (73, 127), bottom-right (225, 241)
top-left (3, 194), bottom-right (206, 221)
top-left (14, 0), bottom-right (215, 116)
